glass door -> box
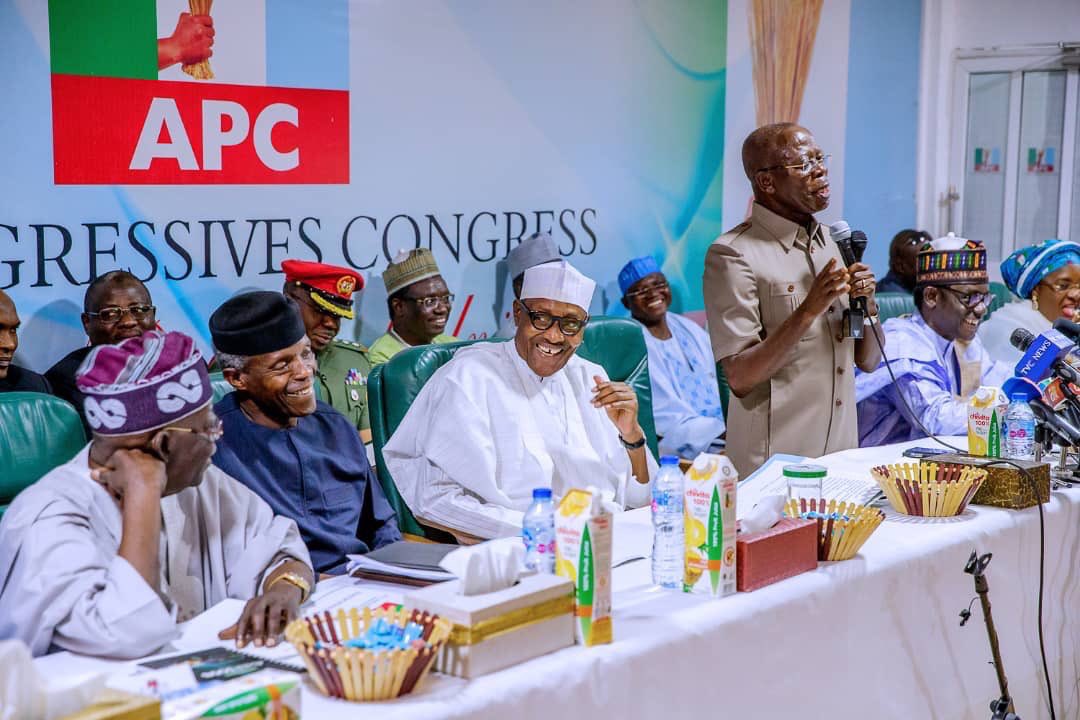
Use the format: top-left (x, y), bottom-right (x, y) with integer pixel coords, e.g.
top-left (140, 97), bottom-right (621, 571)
top-left (961, 72), bottom-right (1011, 258)
top-left (952, 56), bottom-right (1079, 265)
top-left (1014, 71), bottom-right (1066, 248)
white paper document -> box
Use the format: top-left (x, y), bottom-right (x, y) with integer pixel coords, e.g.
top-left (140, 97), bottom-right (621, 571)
top-left (737, 453), bottom-right (881, 519)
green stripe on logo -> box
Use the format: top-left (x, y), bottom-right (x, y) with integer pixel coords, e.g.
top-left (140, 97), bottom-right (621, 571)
top-left (49, 0), bottom-right (157, 79)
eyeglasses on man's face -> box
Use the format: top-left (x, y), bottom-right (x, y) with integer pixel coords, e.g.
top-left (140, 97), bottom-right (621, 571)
top-left (625, 280), bottom-right (670, 299)
top-left (165, 418), bottom-right (224, 442)
top-left (756, 153), bottom-right (831, 176)
top-left (85, 304), bottom-right (156, 324)
top-left (937, 286), bottom-right (993, 311)
top-left (404, 294), bottom-right (454, 311)
top-left (516, 300), bottom-right (588, 337)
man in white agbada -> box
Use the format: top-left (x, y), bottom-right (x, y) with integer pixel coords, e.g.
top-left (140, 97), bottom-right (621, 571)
top-left (384, 261), bottom-right (656, 539)
top-left (0, 331), bottom-right (314, 658)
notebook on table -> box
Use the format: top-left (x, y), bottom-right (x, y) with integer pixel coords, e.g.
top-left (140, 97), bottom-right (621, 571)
top-left (347, 541), bottom-right (459, 585)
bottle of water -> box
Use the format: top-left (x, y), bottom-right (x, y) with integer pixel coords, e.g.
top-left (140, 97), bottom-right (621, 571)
top-left (651, 455), bottom-right (685, 589)
top-left (522, 488), bottom-right (556, 573)
top-left (1003, 394), bottom-right (1036, 461)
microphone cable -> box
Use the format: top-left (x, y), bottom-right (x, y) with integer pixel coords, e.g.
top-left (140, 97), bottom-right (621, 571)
top-left (863, 313), bottom-right (1056, 719)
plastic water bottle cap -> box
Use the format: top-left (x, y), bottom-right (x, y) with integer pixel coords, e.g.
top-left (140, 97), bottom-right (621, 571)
top-left (660, 455), bottom-right (680, 466)
top-left (1009, 393), bottom-right (1028, 402)
top-left (532, 488), bottom-right (553, 499)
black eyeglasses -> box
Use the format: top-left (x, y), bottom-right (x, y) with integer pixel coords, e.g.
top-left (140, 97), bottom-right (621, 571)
top-left (517, 300), bottom-right (588, 336)
top-left (85, 304), bottom-right (156, 324)
top-left (403, 294), bottom-right (454, 310)
top-left (624, 280), bottom-right (670, 299)
top-left (756, 153), bottom-right (831, 175)
top-left (937, 286), bottom-right (993, 310)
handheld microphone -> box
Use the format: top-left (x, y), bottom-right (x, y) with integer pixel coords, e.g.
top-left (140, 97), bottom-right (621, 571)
top-left (1010, 327), bottom-right (1080, 384)
top-left (1052, 317), bottom-right (1080, 342)
top-left (829, 220), bottom-right (867, 339)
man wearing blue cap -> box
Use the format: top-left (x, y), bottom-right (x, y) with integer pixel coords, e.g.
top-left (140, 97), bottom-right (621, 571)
top-left (619, 257), bottom-right (725, 459)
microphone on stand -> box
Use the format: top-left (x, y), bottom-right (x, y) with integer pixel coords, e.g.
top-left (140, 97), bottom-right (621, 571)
top-left (1010, 327), bottom-right (1080, 385)
top-left (829, 220), bottom-right (868, 339)
top-left (1052, 318), bottom-right (1080, 342)
top-left (1030, 397), bottom-right (1080, 447)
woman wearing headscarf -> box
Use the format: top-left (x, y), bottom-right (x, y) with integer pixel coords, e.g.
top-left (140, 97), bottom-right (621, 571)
top-left (979, 238), bottom-right (1080, 365)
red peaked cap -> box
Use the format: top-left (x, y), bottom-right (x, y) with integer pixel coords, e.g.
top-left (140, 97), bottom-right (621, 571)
top-left (281, 259), bottom-right (364, 320)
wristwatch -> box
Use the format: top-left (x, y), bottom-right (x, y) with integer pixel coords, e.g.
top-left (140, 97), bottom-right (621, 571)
top-left (619, 433), bottom-right (647, 450)
top-left (268, 571), bottom-right (311, 603)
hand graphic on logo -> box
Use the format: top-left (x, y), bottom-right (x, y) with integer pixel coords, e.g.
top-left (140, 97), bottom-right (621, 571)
top-left (157, 12), bottom-right (214, 72)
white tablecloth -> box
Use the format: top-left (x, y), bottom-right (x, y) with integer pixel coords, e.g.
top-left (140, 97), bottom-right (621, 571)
top-left (31, 440), bottom-right (1080, 719)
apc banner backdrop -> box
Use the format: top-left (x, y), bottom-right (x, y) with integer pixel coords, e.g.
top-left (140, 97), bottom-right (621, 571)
top-left (1, 0), bottom-right (728, 369)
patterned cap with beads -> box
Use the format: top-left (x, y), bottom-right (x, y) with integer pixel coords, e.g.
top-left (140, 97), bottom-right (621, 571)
top-left (915, 233), bottom-right (988, 286)
top-left (382, 248), bottom-right (443, 296)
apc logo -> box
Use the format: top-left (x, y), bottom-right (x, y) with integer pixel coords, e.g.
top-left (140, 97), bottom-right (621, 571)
top-left (48, 0), bottom-right (349, 185)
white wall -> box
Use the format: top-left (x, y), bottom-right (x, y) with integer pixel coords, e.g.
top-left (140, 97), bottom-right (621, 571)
top-left (916, 0), bottom-right (1080, 242)
top-left (948, 0), bottom-right (1080, 48)
top-left (722, 0), bottom-right (852, 233)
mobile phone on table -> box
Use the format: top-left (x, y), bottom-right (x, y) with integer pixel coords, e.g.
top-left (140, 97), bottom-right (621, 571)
top-left (901, 446), bottom-right (952, 459)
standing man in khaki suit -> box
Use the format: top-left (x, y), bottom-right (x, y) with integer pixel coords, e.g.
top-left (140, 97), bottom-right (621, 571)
top-left (703, 123), bottom-right (883, 476)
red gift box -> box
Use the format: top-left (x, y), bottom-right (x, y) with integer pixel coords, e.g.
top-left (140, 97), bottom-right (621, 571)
top-left (735, 517), bottom-right (818, 592)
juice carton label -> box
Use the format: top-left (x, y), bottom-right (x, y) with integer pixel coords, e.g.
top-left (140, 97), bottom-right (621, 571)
top-left (683, 453), bottom-right (737, 597)
top-left (555, 488), bottom-right (612, 646)
top-left (968, 385), bottom-right (1006, 457)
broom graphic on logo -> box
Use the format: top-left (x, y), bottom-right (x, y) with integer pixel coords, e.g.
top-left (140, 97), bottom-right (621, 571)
top-left (182, 0), bottom-right (214, 79)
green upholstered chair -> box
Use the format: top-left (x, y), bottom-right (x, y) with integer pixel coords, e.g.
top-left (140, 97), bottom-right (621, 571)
top-left (715, 361), bottom-right (730, 418)
top-left (988, 281), bottom-right (1012, 317)
top-left (0, 392), bottom-right (86, 516)
top-left (368, 316), bottom-right (658, 538)
top-left (209, 371), bottom-right (234, 404)
top-left (875, 292), bottom-right (915, 323)
top-left (874, 281), bottom-right (1011, 324)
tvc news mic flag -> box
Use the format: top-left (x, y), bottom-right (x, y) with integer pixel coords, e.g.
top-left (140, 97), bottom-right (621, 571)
top-left (1012, 328), bottom-right (1080, 384)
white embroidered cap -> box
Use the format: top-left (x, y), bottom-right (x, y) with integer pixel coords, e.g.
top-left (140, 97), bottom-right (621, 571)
top-left (519, 261), bottom-right (596, 312)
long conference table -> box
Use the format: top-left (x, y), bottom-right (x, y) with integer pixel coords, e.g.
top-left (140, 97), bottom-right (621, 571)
top-left (31, 439), bottom-right (1080, 719)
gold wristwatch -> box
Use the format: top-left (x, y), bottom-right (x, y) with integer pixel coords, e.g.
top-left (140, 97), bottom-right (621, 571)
top-left (268, 571), bottom-right (311, 603)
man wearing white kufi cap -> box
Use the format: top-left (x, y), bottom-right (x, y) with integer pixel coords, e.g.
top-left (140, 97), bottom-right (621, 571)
top-left (496, 231), bottom-right (562, 338)
top-left (384, 261), bottom-right (656, 540)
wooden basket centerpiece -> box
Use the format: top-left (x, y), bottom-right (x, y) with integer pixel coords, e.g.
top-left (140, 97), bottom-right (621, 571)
top-left (784, 498), bottom-right (885, 561)
top-left (285, 605), bottom-right (451, 701)
top-left (871, 462), bottom-right (987, 517)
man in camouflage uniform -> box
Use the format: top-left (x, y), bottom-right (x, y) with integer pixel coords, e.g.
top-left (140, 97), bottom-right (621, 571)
top-left (282, 259), bottom-right (373, 443)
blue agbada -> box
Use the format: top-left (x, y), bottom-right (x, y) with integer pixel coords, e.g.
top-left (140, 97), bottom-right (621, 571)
top-left (213, 394), bottom-right (401, 574)
top-left (855, 313), bottom-right (1011, 446)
